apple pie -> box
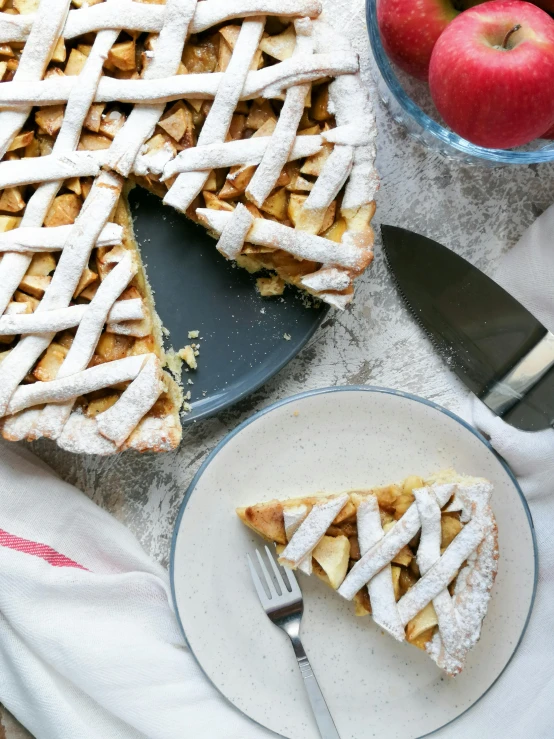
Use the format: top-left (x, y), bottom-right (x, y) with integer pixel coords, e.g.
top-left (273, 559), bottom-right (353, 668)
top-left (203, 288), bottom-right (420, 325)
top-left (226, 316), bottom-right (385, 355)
top-left (0, 0), bottom-right (377, 453)
top-left (237, 470), bottom-right (499, 676)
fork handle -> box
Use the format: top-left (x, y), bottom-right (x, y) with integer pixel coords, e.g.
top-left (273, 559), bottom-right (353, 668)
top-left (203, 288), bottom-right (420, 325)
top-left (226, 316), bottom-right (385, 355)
top-left (291, 637), bottom-right (341, 739)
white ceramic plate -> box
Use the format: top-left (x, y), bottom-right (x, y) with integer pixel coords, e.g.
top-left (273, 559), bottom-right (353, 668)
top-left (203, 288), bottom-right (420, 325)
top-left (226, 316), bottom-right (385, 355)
top-left (170, 387), bottom-right (537, 739)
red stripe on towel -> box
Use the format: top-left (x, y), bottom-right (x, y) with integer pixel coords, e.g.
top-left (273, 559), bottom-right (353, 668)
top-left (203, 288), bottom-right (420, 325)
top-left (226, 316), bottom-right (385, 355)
top-left (0, 528), bottom-right (88, 570)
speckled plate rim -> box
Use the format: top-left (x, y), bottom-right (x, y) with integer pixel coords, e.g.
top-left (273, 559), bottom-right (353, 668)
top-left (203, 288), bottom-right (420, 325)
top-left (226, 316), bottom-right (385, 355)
top-left (169, 385), bottom-right (538, 739)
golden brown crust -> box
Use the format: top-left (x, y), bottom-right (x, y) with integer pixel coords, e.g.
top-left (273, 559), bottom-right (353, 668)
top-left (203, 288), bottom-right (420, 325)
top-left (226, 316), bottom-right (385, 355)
top-left (237, 501), bottom-right (287, 545)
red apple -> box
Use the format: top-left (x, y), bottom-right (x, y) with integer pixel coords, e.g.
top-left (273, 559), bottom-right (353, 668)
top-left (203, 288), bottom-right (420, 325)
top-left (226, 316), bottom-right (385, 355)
top-left (429, 1), bottom-right (554, 148)
top-left (377, 0), bottom-right (459, 80)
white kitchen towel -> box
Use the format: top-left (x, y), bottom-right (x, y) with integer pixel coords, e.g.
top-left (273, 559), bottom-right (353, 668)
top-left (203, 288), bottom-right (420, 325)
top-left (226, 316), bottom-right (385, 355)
top-left (0, 440), bottom-right (275, 739)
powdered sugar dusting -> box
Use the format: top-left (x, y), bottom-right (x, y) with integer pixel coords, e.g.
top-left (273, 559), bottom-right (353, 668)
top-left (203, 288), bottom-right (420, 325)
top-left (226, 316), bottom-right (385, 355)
top-left (216, 204), bottom-right (254, 261)
top-left (397, 516), bottom-right (486, 625)
top-left (56, 410), bottom-right (118, 456)
top-left (279, 493), bottom-right (348, 567)
top-left (163, 135), bottom-right (322, 179)
top-left (96, 355), bottom-right (164, 447)
top-left (357, 495), bottom-right (404, 641)
top-left (414, 487), bottom-right (463, 667)
top-left (427, 486), bottom-right (499, 676)
top-left (338, 483), bottom-right (455, 600)
top-left (283, 504), bottom-right (312, 575)
top-left (0, 222), bottom-right (122, 253)
top-left (246, 17), bottom-right (314, 207)
top-left (301, 267), bottom-right (352, 293)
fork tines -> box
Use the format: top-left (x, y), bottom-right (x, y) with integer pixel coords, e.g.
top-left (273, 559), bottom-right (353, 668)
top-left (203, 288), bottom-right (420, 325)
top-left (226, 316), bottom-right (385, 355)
top-left (247, 546), bottom-right (300, 606)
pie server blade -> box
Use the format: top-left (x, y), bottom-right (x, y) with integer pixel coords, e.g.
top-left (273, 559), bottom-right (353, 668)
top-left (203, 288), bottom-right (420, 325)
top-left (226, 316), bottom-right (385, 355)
top-left (381, 225), bottom-right (554, 431)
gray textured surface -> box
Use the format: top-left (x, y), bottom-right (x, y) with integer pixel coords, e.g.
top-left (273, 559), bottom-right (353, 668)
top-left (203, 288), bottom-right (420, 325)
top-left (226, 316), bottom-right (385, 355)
top-left (3, 1), bottom-right (554, 735)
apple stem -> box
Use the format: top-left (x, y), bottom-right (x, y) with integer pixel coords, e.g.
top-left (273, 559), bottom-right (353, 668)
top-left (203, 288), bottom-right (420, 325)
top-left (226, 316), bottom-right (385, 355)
top-left (502, 24), bottom-right (521, 49)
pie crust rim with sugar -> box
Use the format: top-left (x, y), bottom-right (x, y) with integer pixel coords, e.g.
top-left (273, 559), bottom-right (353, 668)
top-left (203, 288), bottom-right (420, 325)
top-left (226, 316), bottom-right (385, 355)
top-left (0, 0), bottom-right (378, 455)
top-left (237, 468), bottom-right (499, 677)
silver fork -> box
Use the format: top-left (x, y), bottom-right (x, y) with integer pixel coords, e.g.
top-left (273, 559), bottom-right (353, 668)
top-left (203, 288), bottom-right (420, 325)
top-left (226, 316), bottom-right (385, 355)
top-left (247, 546), bottom-right (341, 739)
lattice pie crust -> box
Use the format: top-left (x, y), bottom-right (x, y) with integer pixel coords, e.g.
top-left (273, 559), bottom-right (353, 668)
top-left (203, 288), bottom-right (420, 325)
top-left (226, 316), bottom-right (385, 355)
top-left (0, 0), bottom-right (378, 454)
top-left (237, 470), bottom-right (499, 676)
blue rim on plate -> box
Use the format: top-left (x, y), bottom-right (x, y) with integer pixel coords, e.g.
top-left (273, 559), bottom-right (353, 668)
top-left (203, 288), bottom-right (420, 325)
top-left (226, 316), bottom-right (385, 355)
top-left (169, 385), bottom-right (538, 739)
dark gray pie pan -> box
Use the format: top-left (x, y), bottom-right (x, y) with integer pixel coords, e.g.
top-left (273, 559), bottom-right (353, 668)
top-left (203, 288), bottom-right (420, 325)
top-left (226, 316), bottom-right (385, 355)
top-left (129, 187), bottom-right (328, 424)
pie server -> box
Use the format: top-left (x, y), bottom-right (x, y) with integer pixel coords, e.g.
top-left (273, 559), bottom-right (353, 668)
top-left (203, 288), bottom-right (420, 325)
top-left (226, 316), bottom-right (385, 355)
top-left (381, 225), bottom-right (554, 432)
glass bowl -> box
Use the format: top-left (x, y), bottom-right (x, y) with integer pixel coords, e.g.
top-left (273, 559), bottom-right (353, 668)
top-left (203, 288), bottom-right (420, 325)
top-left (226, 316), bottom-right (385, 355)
top-left (366, 0), bottom-right (554, 165)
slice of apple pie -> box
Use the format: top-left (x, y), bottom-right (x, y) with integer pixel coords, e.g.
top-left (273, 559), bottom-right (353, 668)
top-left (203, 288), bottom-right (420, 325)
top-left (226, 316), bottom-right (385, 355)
top-left (237, 470), bottom-right (499, 676)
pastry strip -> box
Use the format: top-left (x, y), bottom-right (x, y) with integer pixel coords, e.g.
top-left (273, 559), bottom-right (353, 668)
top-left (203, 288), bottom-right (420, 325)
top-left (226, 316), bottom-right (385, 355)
top-left (0, 299), bottom-right (143, 335)
top-left (300, 268), bottom-right (351, 293)
top-left (164, 17), bottom-right (266, 212)
top-left (0, 223), bottom-right (122, 253)
top-left (0, 0), bottom-right (321, 43)
top-left (0, 172), bottom-right (122, 416)
top-left (197, 209), bottom-right (372, 271)
top-left (0, 55), bottom-right (357, 107)
top-left (216, 204), bottom-right (253, 260)
top-left (413, 488), bottom-right (462, 659)
top-left (0, 152), bottom-right (105, 190)
top-left (279, 494), bottom-right (349, 567)
top-left (95, 355), bottom-right (164, 446)
top-left (315, 23), bottom-right (378, 210)
top-left (188, 0), bottom-right (321, 33)
top-left (283, 505), bottom-right (312, 575)
top-left (304, 145), bottom-right (354, 211)
top-left (6, 354), bottom-right (152, 416)
top-left (316, 291), bottom-right (353, 310)
top-left (429, 507), bottom-right (497, 674)
top-left (246, 18), bottom-right (313, 207)
top-left (322, 125), bottom-right (374, 148)
top-left (0, 18), bottom-right (119, 319)
top-left (35, 254), bottom-right (138, 439)
top-left (54, 412), bottom-right (118, 455)
top-left (162, 136), bottom-right (322, 180)
top-left (357, 496), bottom-right (405, 642)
